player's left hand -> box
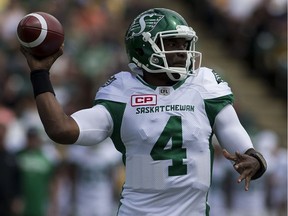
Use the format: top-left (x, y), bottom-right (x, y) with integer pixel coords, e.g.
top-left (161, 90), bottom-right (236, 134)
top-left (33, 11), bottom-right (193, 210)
top-left (222, 149), bottom-right (260, 191)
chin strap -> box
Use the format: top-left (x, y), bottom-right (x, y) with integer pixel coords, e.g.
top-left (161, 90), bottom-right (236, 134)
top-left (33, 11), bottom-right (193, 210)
top-left (245, 148), bottom-right (267, 180)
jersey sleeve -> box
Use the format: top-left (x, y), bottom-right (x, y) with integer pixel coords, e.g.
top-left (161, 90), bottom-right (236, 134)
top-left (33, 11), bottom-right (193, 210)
top-left (194, 68), bottom-right (234, 126)
top-left (71, 105), bottom-right (113, 146)
top-left (214, 105), bottom-right (254, 153)
top-left (196, 68), bottom-right (233, 99)
top-left (92, 72), bottom-right (131, 155)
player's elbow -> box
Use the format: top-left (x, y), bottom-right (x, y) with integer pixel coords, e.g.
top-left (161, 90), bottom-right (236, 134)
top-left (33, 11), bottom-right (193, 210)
top-left (45, 124), bottom-right (79, 145)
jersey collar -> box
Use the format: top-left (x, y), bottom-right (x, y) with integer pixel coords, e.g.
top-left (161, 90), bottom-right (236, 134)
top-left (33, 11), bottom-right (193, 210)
top-left (136, 75), bottom-right (187, 90)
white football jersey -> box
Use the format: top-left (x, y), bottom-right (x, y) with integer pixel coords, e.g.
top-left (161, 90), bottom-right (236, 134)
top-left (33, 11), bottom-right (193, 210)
top-left (93, 67), bottom-right (233, 216)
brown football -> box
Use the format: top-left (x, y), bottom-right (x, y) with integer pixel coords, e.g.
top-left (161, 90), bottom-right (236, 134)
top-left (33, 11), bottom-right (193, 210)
top-left (17, 12), bottom-right (64, 58)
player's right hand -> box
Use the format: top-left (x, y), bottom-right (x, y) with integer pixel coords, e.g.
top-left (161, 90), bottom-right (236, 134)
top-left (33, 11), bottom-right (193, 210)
top-left (20, 44), bottom-right (64, 71)
top-left (222, 149), bottom-right (260, 191)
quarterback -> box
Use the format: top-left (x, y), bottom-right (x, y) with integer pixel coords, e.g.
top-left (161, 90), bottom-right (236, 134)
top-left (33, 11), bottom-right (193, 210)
top-left (20, 8), bottom-right (267, 216)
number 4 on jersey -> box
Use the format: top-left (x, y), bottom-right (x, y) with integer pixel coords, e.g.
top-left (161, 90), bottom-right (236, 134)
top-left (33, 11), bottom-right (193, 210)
top-left (150, 116), bottom-right (187, 176)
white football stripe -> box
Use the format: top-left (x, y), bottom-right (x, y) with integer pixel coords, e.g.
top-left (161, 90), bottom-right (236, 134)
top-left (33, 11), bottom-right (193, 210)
top-left (17, 13), bottom-right (48, 48)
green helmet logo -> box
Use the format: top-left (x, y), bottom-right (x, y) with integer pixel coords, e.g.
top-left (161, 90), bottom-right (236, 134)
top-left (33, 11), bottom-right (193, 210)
top-left (126, 13), bottom-right (164, 40)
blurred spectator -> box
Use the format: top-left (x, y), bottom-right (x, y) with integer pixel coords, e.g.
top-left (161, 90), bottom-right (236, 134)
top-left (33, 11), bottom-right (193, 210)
top-left (0, 122), bottom-right (22, 216)
top-left (16, 127), bottom-right (60, 216)
top-left (52, 160), bottom-right (74, 216)
top-left (247, 2), bottom-right (287, 97)
top-left (225, 160), bottom-right (270, 216)
top-left (56, 138), bottom-right (122, 216)
top-left (254, 130), bottom-right (287, 216)
top-left (0, 105), bottom-right (25, 153)
top-left (266, 146), bottom-right (287, 216)
top-left (188, 0), bottom-right (287, 98)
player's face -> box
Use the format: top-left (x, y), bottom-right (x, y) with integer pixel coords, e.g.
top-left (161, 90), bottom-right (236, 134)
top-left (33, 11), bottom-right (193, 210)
top-left (143, 38), bottom-right (190, 86)
top-left (162, 38), bottom-right (189, 68)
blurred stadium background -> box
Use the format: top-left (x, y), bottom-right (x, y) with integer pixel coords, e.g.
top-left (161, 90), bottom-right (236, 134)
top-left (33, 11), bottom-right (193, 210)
top-left (0, 0), bottom-right (286, 216)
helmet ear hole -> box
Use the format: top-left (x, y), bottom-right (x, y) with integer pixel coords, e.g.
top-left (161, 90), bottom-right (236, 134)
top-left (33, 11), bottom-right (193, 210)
top-left (151, 57), bottom-right (159, 64)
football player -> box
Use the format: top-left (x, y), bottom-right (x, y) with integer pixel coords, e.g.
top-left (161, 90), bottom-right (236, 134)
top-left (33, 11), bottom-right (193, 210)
top-left (20, 8), bottom-right (267, 216)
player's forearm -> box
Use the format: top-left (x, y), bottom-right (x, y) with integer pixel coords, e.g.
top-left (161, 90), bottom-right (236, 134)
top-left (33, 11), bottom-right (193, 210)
top-left (28, 68), bottom-right (79, 144)
top-left (35, 93), bottom-right (79, 144)
top-left (214, 105), bottom-right (253, 153)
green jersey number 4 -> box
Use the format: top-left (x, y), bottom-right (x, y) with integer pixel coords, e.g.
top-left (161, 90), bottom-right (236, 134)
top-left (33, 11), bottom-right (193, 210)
top-left (150, 116), bottom-right (187, 176)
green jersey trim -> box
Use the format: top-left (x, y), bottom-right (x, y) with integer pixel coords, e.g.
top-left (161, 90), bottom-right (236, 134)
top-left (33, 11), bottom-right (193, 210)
top-left (204, 94), bottom-right (234, 127)
top-left (94, 99), bottom-right (127, 164)
top-left (172, 78), bottom-right (186, 90)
